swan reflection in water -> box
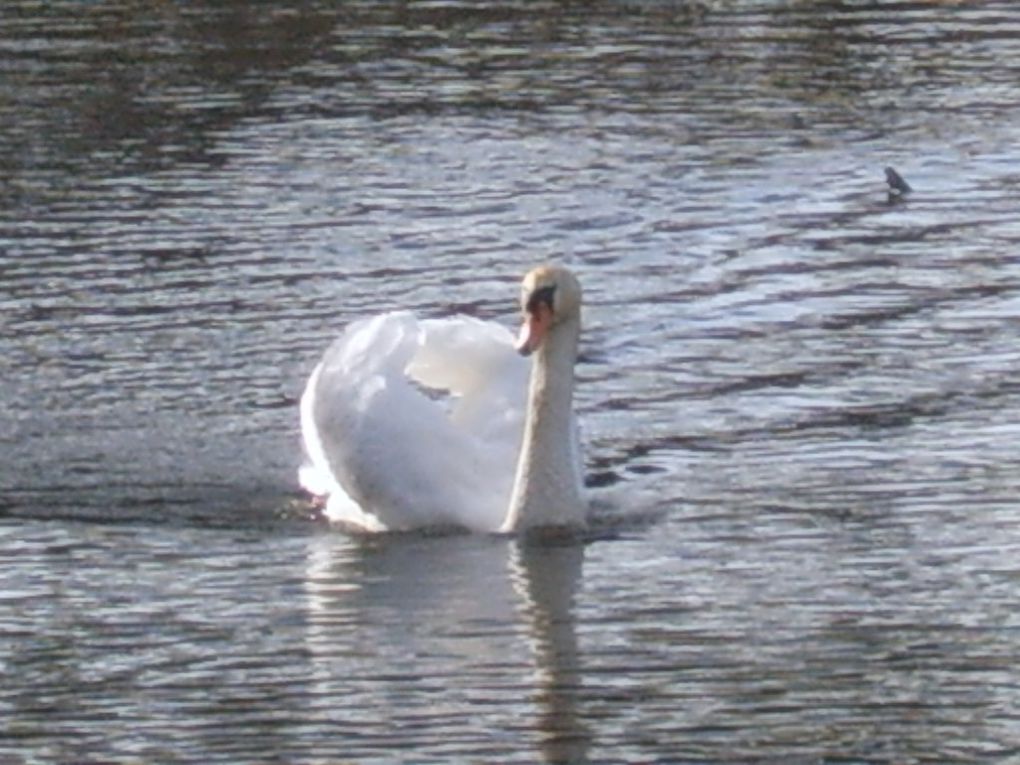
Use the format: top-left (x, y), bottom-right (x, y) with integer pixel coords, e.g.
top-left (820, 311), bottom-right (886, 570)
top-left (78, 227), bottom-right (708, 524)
top-left (302, 532), bottom-right (589, 763)
top-left (509, 538), bottom-right (591, 763)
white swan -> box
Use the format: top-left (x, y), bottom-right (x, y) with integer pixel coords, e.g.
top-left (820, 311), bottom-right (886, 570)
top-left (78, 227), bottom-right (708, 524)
top-left (298, 265), bottom-right (588, 533)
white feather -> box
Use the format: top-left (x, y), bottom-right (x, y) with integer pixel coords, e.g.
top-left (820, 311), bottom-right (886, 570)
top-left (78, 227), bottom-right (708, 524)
top-left (299, 311), bottom-right (530, 531)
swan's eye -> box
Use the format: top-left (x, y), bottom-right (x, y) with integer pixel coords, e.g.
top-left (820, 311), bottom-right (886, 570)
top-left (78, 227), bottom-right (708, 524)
top-left (525, 284), bottom-right (557, 315)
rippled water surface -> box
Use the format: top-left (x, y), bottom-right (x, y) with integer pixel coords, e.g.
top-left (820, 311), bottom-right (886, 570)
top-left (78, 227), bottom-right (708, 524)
top-left (4, 1), bottom-right (1020, 762)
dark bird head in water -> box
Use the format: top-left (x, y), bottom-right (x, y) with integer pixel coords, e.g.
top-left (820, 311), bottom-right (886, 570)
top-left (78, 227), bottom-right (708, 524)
top-left (885, 166), bottom-right (912, 202)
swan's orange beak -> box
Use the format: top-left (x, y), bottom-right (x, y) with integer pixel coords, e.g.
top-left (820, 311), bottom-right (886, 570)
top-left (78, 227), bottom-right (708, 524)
top-left (515, 303), bottom-right (553, 356)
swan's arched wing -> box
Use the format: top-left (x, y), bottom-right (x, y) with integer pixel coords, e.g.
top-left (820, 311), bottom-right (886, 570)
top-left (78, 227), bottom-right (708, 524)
top-left (299, 311), bottom-right (528, 531)
top-left (410, 317), bottom-right (528, 446)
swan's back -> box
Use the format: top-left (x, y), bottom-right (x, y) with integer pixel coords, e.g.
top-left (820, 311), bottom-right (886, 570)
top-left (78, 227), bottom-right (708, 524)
top-left (300, 311), bottom-right (528, 531)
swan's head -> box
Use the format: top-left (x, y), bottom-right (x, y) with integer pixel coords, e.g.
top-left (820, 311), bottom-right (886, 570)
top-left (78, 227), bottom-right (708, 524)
top-left (515, 265), bottom-right (582, 356)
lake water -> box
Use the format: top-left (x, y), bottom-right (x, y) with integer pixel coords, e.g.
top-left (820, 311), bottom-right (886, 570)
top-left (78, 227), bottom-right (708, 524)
top-left (3, 1), bottom-right (1020, 762)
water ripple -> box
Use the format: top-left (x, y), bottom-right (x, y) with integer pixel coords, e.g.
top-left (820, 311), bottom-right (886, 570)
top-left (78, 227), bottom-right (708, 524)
top-left (3, 1), bottom-right (1020, 762)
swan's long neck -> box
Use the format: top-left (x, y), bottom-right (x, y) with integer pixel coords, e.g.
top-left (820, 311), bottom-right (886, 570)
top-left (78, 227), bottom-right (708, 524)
top-left (502, 316), bottom-right (586, 532)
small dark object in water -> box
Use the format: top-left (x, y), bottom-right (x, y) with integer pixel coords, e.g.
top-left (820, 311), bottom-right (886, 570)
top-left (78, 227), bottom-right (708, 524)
top-left (885, 166), bottom-right (912, 198)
